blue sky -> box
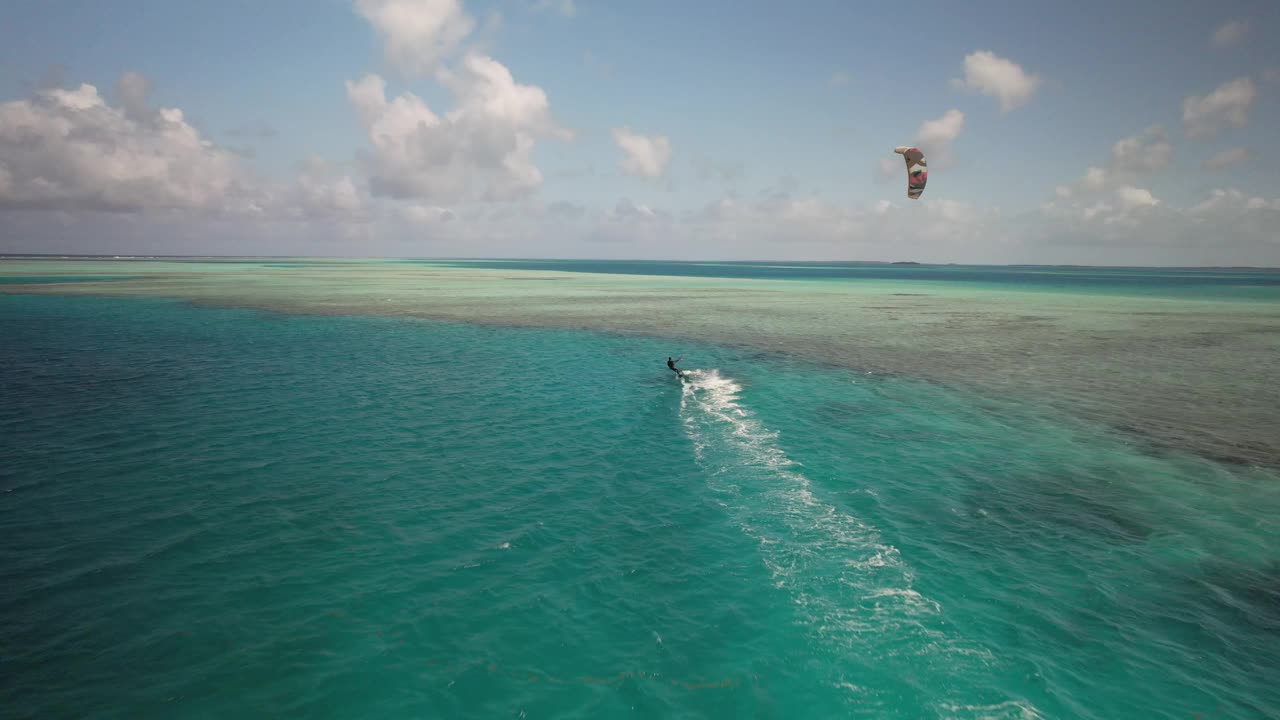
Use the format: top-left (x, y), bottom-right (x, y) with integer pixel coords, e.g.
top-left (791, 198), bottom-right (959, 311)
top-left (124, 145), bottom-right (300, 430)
top-left (1, 0), bottom-right (1277, 264)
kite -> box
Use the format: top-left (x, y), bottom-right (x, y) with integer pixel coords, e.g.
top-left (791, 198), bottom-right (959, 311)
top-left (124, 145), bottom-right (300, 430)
top-left (893, 146), bottom-right (927, 200)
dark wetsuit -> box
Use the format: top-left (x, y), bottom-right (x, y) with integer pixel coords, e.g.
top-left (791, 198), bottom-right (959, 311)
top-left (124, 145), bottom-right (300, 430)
top-left (667, 357), bottom-right (684, 378)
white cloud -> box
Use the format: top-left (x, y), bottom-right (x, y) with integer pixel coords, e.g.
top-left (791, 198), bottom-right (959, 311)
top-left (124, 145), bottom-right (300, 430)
top-left (915, 108), bottom-right (965, 169)
top-left (581, 198), bottom-right (671, 244)
top-left (400, 203), bottom-right (456, 225)
top-left (1211, 20), bottom-right (1249, 47)
top-left (955, 50), bottom-right (1042, 111)
top-left (916, 108), bottom-right (965, 147)
top-left (292, 157), bottom-right (367, 220)
top-left (349, 1), bottom-right (572, 208)
top-left (1189, 188), bottom-right (1276, 213)
top-left (611, 127), bottom-right (671, 178)
top-left (1202, 147), bottom-right (1251, 171)
top-left (1183, 77), bottom-right (1256, 138)
top-left (1049, 184), bottom-right (1269, 233)
top-left (1110, 125), bottom-right (1171, 173)
top-left (0, 78), bottom-right (250, 213)
top-left (1080, 201), bottom-right (1113, 221)
top-left (375, 192), bottom-right (1007, 261)
top-left (0, 73), bottom-right (373, 257)
top-left (830, 70), bottom-right (851, 87)
top-left (1081, 166), bottom-right (1109, 191)
top-left (608, 197), bottom-right (657, 222)
top-left (681, 193), bottom-right (1002, 256)
top-left (347, 53), bottom-right (569, 203)
top-left (876, 108), bottom-right (965, 182)
top-left (355, 0), bottom-right (475, 76)
top-left (1115, 184), bottom-right (1159, 211)
top-left (15, 183), bottom-right (1276, 265)
top-left (1059, 126), bottom-right (1173, 198)
top-left (1036, 186), bottom-right (1280, 265)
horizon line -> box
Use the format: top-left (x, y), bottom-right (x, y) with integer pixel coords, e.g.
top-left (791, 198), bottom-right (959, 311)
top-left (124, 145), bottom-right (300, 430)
top-left (2, 253), bottom-right (1279, 271)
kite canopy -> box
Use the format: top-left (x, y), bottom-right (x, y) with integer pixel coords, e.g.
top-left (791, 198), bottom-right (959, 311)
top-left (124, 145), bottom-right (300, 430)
top-left (893, 146), bottom-right (927, 200)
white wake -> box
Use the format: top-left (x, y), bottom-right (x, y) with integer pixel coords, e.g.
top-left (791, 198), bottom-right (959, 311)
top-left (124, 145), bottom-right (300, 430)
top-left (678, 368), bottom-right (1040, 718)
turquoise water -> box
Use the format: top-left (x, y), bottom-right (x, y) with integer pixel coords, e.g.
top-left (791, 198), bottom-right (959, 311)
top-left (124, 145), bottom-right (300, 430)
top-left (2, 291), bottom-right (1279, 719)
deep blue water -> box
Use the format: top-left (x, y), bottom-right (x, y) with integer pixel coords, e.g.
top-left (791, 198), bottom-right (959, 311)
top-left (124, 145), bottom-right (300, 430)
top-left (409, 259), bottom-right (1280, 298)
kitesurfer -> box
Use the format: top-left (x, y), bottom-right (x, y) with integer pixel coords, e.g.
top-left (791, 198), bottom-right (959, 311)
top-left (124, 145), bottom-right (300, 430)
top-left (667, 356), bottom-right (684, 379)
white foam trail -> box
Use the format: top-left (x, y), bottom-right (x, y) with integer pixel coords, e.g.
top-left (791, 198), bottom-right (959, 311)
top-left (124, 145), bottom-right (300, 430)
top-left (680, 370), bottom-right (933, 633)
top-left (679, 369), bottom-right (1032, 716)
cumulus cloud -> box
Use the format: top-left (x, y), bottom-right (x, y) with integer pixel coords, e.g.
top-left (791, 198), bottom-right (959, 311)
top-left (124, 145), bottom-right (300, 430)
top-left (374, 190), bottom-right (1009, 261)
top-left (291, 157), bottom-right (367, 220)
top-left (955, 50), bottom-right (1042, 111)
top-left (607, 197), bottom-right (658, 222)
top-left (876, 108), bottom-right (965, 181)
top-left (355, 0), bottom-right (476, 76)
top-left (1081, 166), bottom-right (1109, 190)
top-left (1045, 185), bottom-right (1167, 227)
top-left (685, 192), bottom-right (1001, 252)
top-left (347, 53), bottom-right (569, 203)
top-left (916, 108), bottom-right (965, 148)
top-left (611, 126), bottom-right (671, 178)
top-left (1211, 20), bottom-right (1249, 47)
top-left (0, 68), bottom-right (375, 231)
top-left (16, 180), bottom-right (1278, 264)
top-left (1037, 185), bottom-right (1280, 265)
top-left (1183, 77), bottom-right (1256, 138)
top-left (1115, 184), bottom-right (1159, 211)
top-left (0, 78), bottom-right (251, 213)
top-left (348, 0), bottom-right (573, 210)
top-left (578, 197), bottom-right (672, 244)
top-left (1110, 125), bottom-right (1171, 173)
top-left (916, 108), bottom-right (965, 169)
top-left (1057, 126), bottom-right (1172, 198)
top-left (1202, 147), bottom-right (1251, 171)
top-left (400, 203), bottom-right (456, 225)
top-left (1190, 188), bottom-right (1277, 213)
top-left (596, 184), bottom-right (1274, 263)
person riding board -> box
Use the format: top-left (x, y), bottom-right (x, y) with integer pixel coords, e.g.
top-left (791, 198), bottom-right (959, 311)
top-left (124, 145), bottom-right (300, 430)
top-left (667, 356), bottom-right (684, 379)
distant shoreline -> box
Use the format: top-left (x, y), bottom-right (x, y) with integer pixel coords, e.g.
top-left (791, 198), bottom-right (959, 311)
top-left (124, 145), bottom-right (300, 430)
top-left (2, 254), bottom-right (1277, 271)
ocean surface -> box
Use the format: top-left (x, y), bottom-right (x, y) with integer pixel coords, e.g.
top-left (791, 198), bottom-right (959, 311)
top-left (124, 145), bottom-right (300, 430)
top-left (2, 259), bottom-right (1279, 719)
